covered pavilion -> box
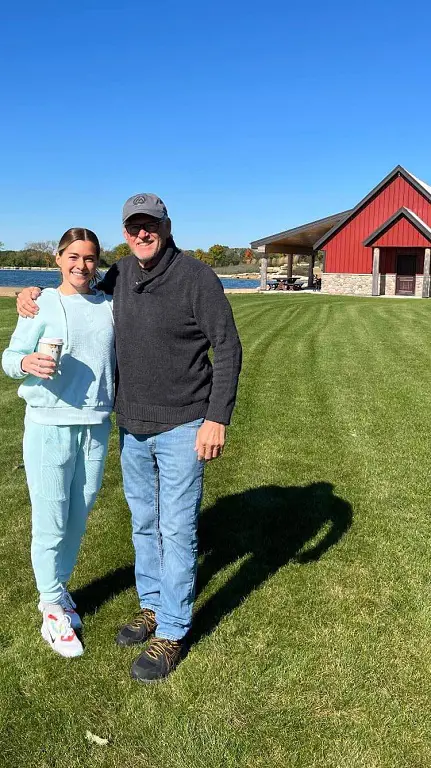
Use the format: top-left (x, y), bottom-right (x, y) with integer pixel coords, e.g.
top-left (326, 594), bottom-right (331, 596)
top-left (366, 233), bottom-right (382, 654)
top-left (250, 210), bottom-right (351, 290)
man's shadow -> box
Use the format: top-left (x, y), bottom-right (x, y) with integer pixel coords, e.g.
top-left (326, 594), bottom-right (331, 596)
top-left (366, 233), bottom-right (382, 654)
top-left (190, 482), bottom-right (352, 643)
top-left (75, 482), bottom-right (352, 639)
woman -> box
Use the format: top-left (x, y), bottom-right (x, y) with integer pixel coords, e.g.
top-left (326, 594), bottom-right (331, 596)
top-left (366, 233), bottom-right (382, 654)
top-left (2, 228), bottom-right (115, 658)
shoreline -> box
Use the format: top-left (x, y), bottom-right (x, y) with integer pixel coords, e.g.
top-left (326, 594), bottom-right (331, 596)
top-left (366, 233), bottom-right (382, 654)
top-left (1, 267), bottom-right (261, 278)
top-left (0, 287), bottom-right (23, 297)
top-left (0, 266), bottom-right (59, 271)
top-left (0, 286), bottom-right (260, 298)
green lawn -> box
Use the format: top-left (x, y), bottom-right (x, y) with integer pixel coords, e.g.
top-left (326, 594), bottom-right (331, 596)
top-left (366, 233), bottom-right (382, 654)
top-left (1, 293), bottom-right (431, 768)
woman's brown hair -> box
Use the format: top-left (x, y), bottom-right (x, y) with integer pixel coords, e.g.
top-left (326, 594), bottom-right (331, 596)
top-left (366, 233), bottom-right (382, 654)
top-left (57, 227), bottom-right (100, 259)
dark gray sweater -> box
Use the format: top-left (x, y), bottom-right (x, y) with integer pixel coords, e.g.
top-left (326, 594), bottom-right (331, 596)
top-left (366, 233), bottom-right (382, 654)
top-left (99, 240), bottom-right (242, 432)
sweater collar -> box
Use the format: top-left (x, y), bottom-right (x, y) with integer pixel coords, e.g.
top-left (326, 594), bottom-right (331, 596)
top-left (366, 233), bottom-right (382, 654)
top-left (131, 237), bottom-right (180, 291)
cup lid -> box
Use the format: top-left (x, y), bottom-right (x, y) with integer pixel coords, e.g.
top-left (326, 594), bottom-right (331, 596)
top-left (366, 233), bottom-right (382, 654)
top-left (39, 337), bottom-right (63, 344)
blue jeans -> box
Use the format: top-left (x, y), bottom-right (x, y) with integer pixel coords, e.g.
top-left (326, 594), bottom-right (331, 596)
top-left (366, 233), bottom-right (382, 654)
top-left (119, 419), bottom-right (205, 641)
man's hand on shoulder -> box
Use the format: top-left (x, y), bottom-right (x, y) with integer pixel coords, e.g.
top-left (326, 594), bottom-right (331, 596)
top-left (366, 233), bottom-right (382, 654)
top-left (195, 420), bottom-right (226, 461)
top-left (16, 287), bottom-right (41, 318)
top-left (97, 263), bottom-right (118, 295)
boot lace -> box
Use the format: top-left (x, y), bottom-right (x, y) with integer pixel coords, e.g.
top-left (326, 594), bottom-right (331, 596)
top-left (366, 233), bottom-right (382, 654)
top-left (145, 638), bottom-right (181, 664)
top-left (60, 590), bottom-right (77, 612)
top-left (130, 609), bottom-right (156, 632)
top-left (57, 615), bottom-right (75, 640)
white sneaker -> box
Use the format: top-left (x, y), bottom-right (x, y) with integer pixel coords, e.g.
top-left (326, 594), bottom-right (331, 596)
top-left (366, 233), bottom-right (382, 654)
top-left (41, 606), bottom-right (84, 658)
top-left (38, 589), bottom-right (82, 630)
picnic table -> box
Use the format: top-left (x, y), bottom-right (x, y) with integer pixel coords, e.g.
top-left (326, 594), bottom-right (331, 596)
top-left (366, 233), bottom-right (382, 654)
top-left (267, 277), bottom-right (306, 291)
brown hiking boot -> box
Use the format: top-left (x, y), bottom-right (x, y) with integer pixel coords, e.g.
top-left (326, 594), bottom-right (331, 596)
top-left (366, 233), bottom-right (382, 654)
top-left (130, 637), bottom-right (185, 682)
top-left (115, 608), bottom-right (157, 647)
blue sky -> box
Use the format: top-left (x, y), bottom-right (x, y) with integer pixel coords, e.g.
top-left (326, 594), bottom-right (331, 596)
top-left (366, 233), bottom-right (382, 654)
top-left (1, 0), bottom-right (431, 250)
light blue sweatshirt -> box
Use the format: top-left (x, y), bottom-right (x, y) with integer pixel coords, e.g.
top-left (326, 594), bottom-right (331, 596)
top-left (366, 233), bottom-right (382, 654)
top-left (2, 288), bottom-right (115, 425)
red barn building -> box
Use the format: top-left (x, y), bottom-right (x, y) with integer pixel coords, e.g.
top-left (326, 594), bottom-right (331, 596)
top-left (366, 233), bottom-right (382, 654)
top-left (251, 166), bottom-right (431, 297)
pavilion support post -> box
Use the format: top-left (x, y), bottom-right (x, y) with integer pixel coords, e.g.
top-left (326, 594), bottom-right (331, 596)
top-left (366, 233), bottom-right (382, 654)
top-left (287, 253), bottom-right (293, 278)
top-left (308, 252), bottom-right (315, 288)
top-left (372, 247), bottom-right (380, 296)
top-left (260, 256), bottom-right (268, 291)
top-left (423, 248), bottom-right (431, 298)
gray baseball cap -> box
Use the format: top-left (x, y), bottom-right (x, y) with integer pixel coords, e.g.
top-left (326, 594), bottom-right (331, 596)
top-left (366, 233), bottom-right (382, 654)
top-left (122, 193), bottom-right (168, 223)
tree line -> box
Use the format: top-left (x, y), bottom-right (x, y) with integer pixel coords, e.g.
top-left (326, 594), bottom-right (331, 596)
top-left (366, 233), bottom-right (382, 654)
top-left (0, 240), bottom-right (261, 269)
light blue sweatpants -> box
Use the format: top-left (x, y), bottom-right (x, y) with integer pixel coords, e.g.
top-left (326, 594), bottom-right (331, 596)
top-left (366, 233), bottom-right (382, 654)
top-left (23, 417), bottom-right (111, 603)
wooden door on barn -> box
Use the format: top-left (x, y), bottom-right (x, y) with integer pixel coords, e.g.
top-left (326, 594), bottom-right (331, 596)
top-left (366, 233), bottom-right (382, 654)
top-left (396, 254), bottom-right (416, 295)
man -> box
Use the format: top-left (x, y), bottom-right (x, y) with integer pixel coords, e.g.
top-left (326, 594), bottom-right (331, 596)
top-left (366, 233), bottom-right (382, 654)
top-left (17, 193), bottom-right (242, 682)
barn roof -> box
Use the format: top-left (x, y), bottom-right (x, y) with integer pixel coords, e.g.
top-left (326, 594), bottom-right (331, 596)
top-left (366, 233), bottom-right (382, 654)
top-left (363, 207), bottom-right (431, 246)
top-left (250, 165), bottom-right (431, 255)
top-left (313, 165), bottom-right (431, 250)
top-left (408, 172), bottom-right (431, 196)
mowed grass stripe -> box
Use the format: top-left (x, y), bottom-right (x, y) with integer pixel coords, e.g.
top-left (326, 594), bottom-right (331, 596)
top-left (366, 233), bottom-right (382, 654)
top-left (1, 295), bottom-right (431, 767)
top-left (229, 295), bottom-right (431, 767)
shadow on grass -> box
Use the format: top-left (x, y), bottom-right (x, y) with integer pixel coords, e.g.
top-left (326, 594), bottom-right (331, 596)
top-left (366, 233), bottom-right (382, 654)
top-left (74, 564), bottom-right (135, 617)
top-left (191, 482), bottom-right (352, 644)
top-left (74, 482), bottom-right (352, 637)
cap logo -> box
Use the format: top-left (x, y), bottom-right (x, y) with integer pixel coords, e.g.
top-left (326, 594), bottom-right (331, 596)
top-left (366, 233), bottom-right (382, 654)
top-left (133, 195), bottom-right (147, 205)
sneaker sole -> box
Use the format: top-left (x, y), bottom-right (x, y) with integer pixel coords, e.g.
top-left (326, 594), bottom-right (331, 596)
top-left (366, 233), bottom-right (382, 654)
top-left (130, 663), bottom-right (167, 683)
top-left (41, 624), bottom-right (84, 658)
top-left (130, 662), bottom-right (180, 683)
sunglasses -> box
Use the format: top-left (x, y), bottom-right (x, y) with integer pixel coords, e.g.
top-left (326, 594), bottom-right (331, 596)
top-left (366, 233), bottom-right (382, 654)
top-left (125, 220), bottom-right (165, 236)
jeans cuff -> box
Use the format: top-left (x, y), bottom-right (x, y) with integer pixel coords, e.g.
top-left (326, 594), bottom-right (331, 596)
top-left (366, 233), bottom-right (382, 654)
top-left (139, 603), bottom-right (158, 613)
top-left (155, 630), bottom-right (187, 642)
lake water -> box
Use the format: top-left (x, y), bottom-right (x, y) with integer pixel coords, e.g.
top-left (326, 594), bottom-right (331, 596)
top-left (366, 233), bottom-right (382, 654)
top-left (0, 269), bottom-right (259, 291)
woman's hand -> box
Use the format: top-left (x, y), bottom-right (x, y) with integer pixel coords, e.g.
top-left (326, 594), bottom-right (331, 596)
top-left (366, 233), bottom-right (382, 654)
top-left (21, 353), bottom-right (57, 379)
top-left (16, 287), bottom-right (41, 318)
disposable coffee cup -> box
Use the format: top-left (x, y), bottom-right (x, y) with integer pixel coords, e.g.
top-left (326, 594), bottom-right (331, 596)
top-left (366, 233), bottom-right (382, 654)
top-left (38, 337), bottom-right (63, 374)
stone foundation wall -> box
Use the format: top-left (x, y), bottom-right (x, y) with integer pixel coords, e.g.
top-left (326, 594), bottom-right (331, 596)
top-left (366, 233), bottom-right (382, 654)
top-left (323, 272), bottom-right (426, 297)
top-left (321, 273), bottom-right (373, 296)
top-left (379, 273), bottom-right (396, 295)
